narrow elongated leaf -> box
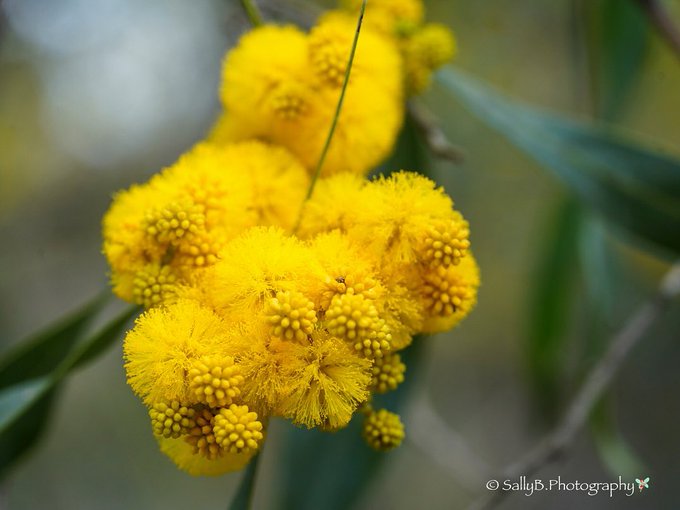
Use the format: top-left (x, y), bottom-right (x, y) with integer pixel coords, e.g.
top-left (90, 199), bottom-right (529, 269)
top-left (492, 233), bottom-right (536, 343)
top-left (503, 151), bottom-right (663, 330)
top-left (228, 452), bottom-right (261, 510)
top-left (0, 304), bottom-right (138, 478)
top-left (0, 378), bottom-right (51, 432)
top-left (583, 0), bottom-right (649, 120)
top-left (438, 67), bottom-right (680, 255)
top-left (527, 198), bottom-right (582, 419)
top-left (576, 215), bottom-right (645, 478)
top-left (73, 305), bottom-right (140, 370)
top-left (591, 399), bottom-right (646, 479)
top-left (0, 379), bottom-right (57, 479)
top-left (0, 293), bottom-right (108, 390)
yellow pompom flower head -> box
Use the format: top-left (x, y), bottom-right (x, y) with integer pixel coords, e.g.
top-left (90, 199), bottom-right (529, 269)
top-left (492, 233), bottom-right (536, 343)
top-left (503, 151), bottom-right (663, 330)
top-left (188, 356), bottom-right (244, 408)
top-left (337, 0), bottom-right (458, 95)
top-left (213, 14), bottom-right (404, 177)
top-left (265, 290), bottom-right (318, 343)
top-left (363, 408), bottom-right (405, 451)
top-left (149, 401), bottom-right (196, 439)
top-left (213, 404), bottom-right (265, 454)
top-left (370, 352), bottom-right (406, 393)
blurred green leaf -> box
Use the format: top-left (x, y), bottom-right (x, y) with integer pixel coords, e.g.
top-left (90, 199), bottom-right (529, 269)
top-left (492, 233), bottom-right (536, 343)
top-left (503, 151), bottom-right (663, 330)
top-left (0, 293), bottom-right (108, 390)
top-left (0, 303), bottom-right (138, 478)
top-left (280, 339), bottom-right (426, 510)
top-left (228, 452), bottom-right (260, 510)
top-left (527, 198), bottom-right (582, 419)
top-left (577, 215), bottom-right (645, 478)
top-left (591, 399), bottom-right (647, 479)
top-left (583, 0), bottom-right (650, 120)
top-left (72, 304), bottom-right (140, 370)
top-left (438, 67), bottom-right (680, 255)
top-left (378, 112), bottom-right (429, 176)
top-left (578, 215), bottom-right (620, 322)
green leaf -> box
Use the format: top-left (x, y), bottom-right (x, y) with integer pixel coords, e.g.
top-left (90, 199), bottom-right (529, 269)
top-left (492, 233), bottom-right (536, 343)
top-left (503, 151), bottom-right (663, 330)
top-left (228, 452), bottom-right (261, 510)
top-left (0, 293), bottom-right (108, 390)
top-left (438, 67), bottom-right (680, 255)
top-left (578, 214), bottom-right (621, 335)
top-left (0, 304), bottom-right (138, 478)
top-left (526, 198), bottom-right (582, 419)
top-left (73, 305), bottom-right (140, 370)
top-left (280, 338), bottom-right (426, 510)
top-left (378, 112), bottom-right (429, 176)
top-left (591, 399), bottom-right (646, 479)
top-left (0, 378), bottom-right (57, 479)
top-left (583, 0), bottom-right (650, 120)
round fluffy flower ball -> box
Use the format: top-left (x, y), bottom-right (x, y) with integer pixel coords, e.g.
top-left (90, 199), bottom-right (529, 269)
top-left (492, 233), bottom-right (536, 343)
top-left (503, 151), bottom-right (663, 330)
top-left (214, 20), bottom-right (404, 177)
top-left (418, 252), bottom-right (480, 333)
top-left (123, 299), bottom-right (233, 405)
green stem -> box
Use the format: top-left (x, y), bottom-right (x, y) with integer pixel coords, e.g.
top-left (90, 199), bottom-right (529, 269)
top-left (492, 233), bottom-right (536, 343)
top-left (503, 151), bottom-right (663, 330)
top-left (292, 0), bottom-right (368, 234)
top-left (240, 0), bottom-right (264, 27)
top-left (228, 450), bottom-right (263, 510)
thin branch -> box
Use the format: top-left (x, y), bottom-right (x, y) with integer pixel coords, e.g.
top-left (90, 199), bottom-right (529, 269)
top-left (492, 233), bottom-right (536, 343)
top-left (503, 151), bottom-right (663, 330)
top-left (468, 261), bottom-right (680, 510)
top-left (408, 101), bottom-right (465, 164)
top-left (635, 0), bottom-right (680, 59)
top-left (292, 0), bottom-right (367, 233)
top-left (240, 0), bottom-right (264, 27)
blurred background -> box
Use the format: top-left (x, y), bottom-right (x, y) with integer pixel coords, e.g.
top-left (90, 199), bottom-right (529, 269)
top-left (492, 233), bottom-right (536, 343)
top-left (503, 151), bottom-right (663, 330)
top-left (1, 0), bottom-right (679, 509)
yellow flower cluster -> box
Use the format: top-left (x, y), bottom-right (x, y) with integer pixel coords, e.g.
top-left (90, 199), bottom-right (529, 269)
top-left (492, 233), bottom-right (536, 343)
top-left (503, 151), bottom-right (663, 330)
top-left (103, 0), bottom-right (477, 478)
top-left (340, 0), bottom-right (457, 94)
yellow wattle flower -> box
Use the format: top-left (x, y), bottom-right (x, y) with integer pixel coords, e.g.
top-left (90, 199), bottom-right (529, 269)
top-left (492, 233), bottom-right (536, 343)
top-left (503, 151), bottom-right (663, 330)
top-left (370, 352), bottom-right (406, 393)
top-left (275, 331), bottom-right (372, 429)
top-left (418, 252), bottom-right (480, 333)
top-left (265, 289), bottom-right (318, 343)
top-left (307, 230), bottom-right (383, 309)
top-left (149, 400), bottom-right (196, 439)
top-left (299, 171), bottom-right (471, 278)
top-left (188, 355), bottom-right (244, 408)
top-left (123, 299), bottom-right (232, 406)
top-left (214, 18), bottom-right (404, 177)
top-left (325, 291), bottom-right (392, 359)
top-left (103, 182), bottom-right (166, 302)
top-left (339, 0), bottom-right (457, 95)
top-left (213, 404), bottom-right (265, 454)
top-left (131, 263), bottom-right (179, 308)
top-left (363, 408), bottom-right (405, 451)
top-left (404, 23), bottom-right (457, 95)
top-left (200, 227), bottom-right (326, 319)
top-left (296, 173), bottom-right (366, 238)
top-left (185, 408), bottom-right (223, 460)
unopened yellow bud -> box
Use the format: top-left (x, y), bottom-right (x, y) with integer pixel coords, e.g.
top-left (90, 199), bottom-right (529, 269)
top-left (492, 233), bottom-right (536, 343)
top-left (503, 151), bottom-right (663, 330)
top-left (213, 404), bottom-right (264, 454)
top-left (363, 408), bottom-right (405, 451)
top-left (188, 356), bottom-right (244, 408)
